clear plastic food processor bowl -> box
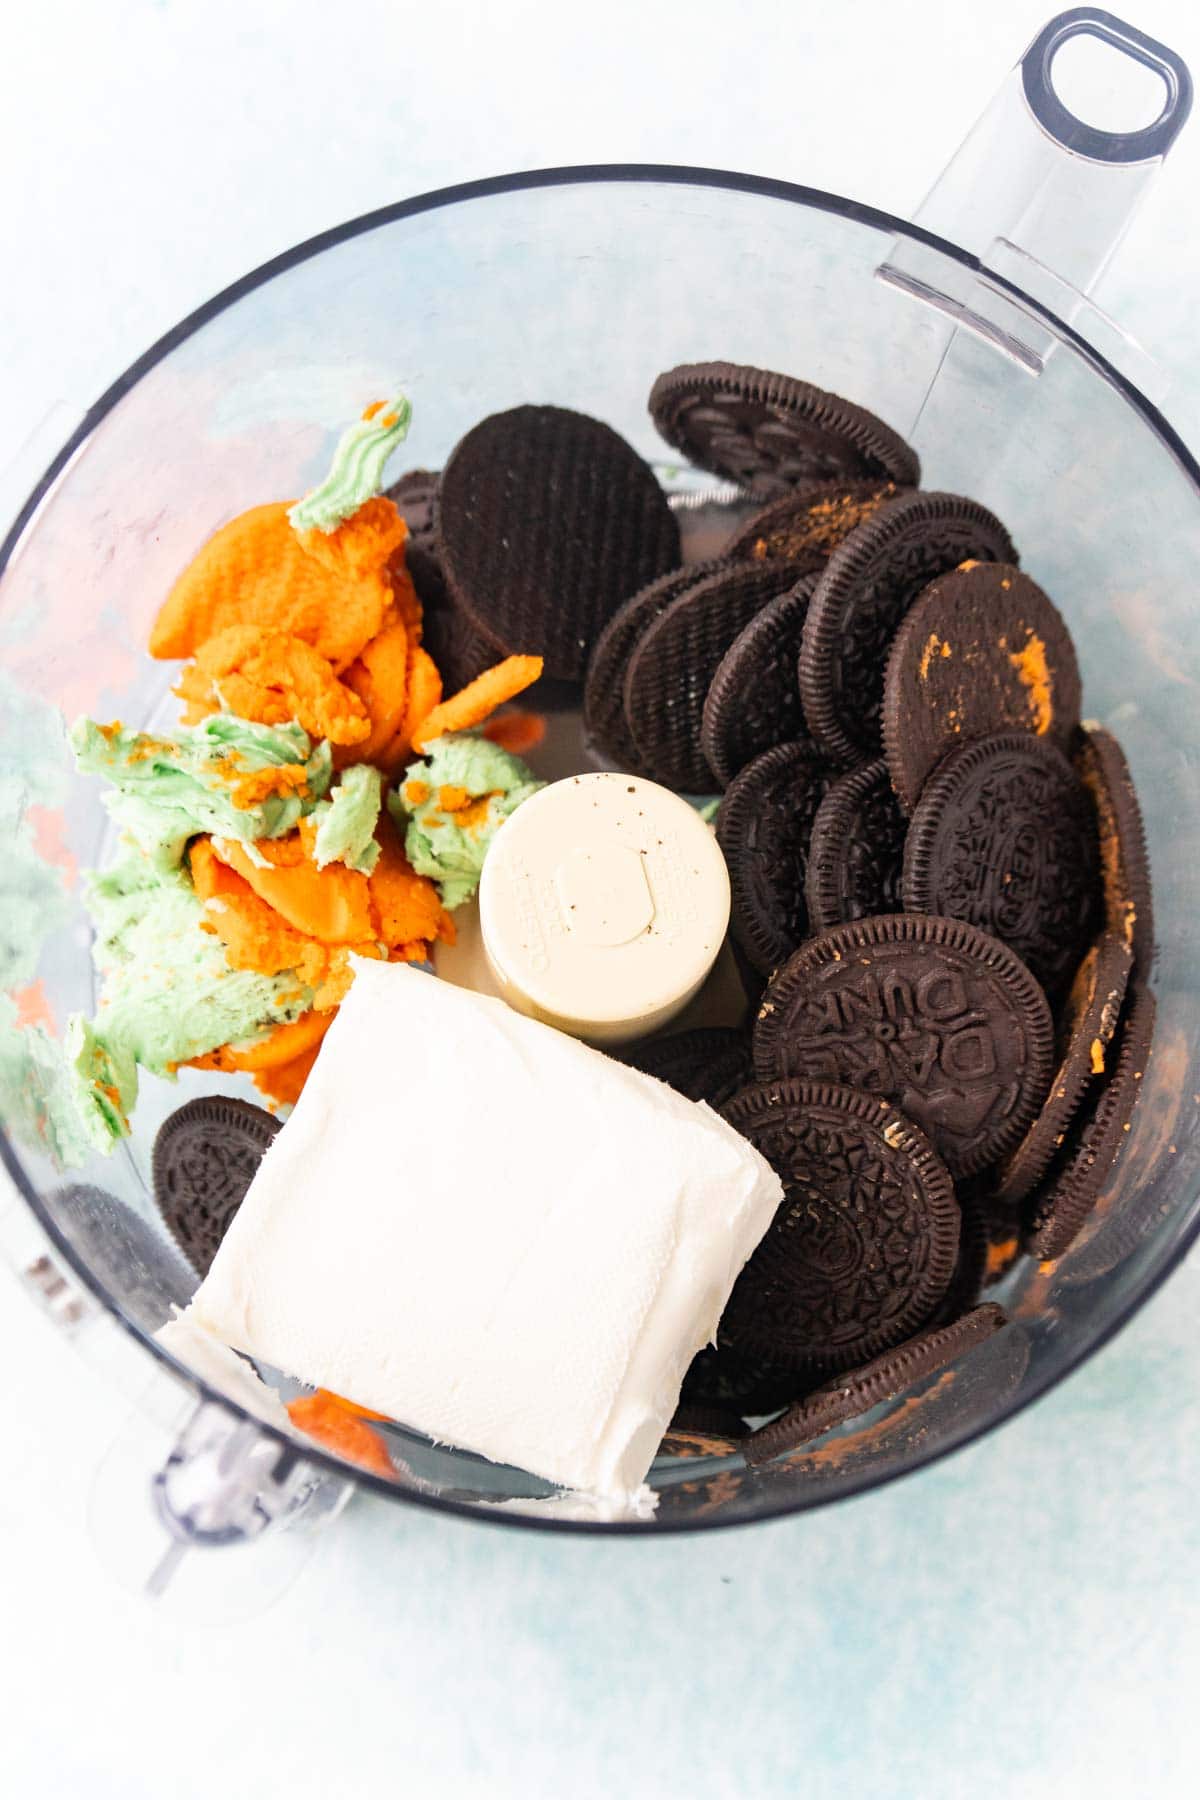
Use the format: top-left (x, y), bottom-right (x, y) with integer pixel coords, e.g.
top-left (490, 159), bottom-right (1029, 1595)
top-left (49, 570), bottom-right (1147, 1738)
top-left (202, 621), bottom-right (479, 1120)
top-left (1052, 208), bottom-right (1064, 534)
top-left (2, 10), bottom-right (1198, 1577)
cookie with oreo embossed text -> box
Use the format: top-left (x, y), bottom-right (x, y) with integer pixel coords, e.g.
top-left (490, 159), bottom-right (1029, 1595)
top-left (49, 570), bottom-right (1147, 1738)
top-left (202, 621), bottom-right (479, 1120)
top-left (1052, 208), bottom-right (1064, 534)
top-left (649, 363), bottom-right (920, 498)
top-left (624, 558), bottom-right (811, 791)
top-left (742, 1303), bottom-right (1006, 1465)
top-left (882, 562), bottom-right (1082, 812)
top-left (901, 732), bottom-right (1099, 994)
top-left (700, 573), bottom-right (818, 787)
top-left (437, 404), bottom-right (680, 681)
top-left (717, 741), bottom-right (835, 975)
top-left (753, 914), bottom-right (1054, 1177)
top-left (718, 1079), bottom-right (960, 1376)
top-left (805, 757), bottom-right (907, 932)
top-left (798, 491), bottom-right (1017, 768)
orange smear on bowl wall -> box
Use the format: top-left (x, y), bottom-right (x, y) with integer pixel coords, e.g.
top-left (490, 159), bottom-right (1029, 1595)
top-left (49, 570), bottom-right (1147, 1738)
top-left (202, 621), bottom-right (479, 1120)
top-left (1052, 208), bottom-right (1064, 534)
top-left (286, 1390), bottom-right (394, 1478)
top-left (482, 709), bottom-right (547, 756)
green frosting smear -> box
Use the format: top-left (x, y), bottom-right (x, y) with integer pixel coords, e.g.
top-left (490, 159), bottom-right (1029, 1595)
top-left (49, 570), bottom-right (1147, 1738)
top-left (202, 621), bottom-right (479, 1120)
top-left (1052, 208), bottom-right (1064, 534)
top-left (65, 856), bottom-right (313, 1154)
top-left (310, 763), bottom-right (382, 874)
top-left (389, 733), bottom-right (543, 910)
top-left (0, 995), bottom-right (94, 1169)
top-left (70, 713), bottom-right (332, 874)
top-left (288, 393), bottom-right (412, 534)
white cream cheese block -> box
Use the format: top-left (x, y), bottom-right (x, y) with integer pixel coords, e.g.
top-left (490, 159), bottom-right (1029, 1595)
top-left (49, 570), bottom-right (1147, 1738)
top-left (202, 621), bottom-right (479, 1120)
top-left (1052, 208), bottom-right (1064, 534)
top-left (182, 957), bottom-right (781, 1500)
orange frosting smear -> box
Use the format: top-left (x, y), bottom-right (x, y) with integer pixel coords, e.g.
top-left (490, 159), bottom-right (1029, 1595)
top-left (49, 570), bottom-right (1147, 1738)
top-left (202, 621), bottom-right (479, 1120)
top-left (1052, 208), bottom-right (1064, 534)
top-left (193, 627), bottom-right (371, 746)
top-left (189, 838), bottom-right (354, 1002)
top-left (1091, 1037), bottom-right (1106, 1075)
top-left (410, 654), bottom-right (543, 752)
top-left (483, 709), bottom-right (546, 756)
top-left (1009, 630), bottom-right (1053, 734)
top-left (368, 810), bottom-right (455, 948)
top-left (187, 1007), bottom-right (336, 1077)
top-left (213, 832), bottom-right (377, 943)
top-left (338, 612), bottom-right (410, 767)
top-left (150, 499), bottom-right (405, 672)
top-left (286, 1390), bottom-right (394, 1478)
top-left (918, 633), bottom-right (952, 681)
top-left (380, 644), bottom-right (443, 773)
top-left (253, 1038), bottom-right (326, 1106)
top-left (226, 762), bottom-right (315, 810)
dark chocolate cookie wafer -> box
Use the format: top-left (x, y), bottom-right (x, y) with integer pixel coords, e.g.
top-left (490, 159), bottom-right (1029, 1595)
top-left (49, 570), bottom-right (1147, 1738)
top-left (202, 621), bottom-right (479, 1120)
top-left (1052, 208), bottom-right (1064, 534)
top-left (882, 563), bottom-right (1082, 811)
top-left (995, 932), bottom-right (1134, 1208)
top-left (421, 588), bottom-right (504, 692)
top-left (660, 1406), bottom-right (748, 1459)
top-left (583, 558), bottom-right (731, 768)
top-left (925, 1181), bottom-right (989, 1329)
top-left (806, 757), bottom-right (906, 931)
top-left (902, 733), bottom-right (1099, 994)
top-left (625, 559), bottom-right (810, 790)
top-left (1024, 984), bottom-right (1156, 1261)
top-left (1075, 725), bottom-right (1155, 972)
top-left (700, 575), bottom-right (818, 788)
top-left (717, 741), bottom-right (834, 975)
top-left (753, 914), bottom-right (1054, 1177)
top-left (619, 1026), bottom-right (752, 1112)
top-left (649, 363), bottom-right (920, 497)
top-left (385, 468), bottom-right (440, 543)
top-left (152, 1096), bottom-right (280, 1277)
top-left (719, 1079), bottom-right (959, 1376)
top-left (680, 1336), bottom-right (801, 1417)
top-left (799, 491), bottom-right (1017, 767)
top-left (723, 478), bottom-right (904, 562)
top-left (437, 404), bottom-right (680, 681)
top-left (742, 1303), bottom-right (1006, 1465)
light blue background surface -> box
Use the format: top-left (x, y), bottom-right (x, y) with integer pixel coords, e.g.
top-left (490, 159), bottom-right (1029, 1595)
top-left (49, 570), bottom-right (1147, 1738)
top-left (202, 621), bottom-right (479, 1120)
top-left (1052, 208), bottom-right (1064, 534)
top-left (3, 4), bottom-right (1199, 1794)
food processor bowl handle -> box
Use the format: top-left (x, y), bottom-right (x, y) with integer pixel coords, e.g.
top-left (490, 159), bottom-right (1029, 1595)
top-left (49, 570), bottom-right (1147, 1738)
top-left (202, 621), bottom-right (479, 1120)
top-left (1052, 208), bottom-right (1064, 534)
top-left (877, 8), bottom-right (1193, 389)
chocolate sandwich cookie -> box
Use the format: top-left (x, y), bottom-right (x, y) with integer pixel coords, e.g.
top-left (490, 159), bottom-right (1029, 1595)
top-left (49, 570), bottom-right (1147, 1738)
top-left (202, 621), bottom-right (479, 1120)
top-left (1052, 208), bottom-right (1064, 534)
top-left (901, 732), bottom-right (1100, 994)
top-left (722, 478), bottom-right (905, 563)
top-left (805, 757), bottom-right (906, 931)
top-left (719, 1079), bottom-right (959, 1376)
top-left (995, 932), bottom-right (1134, 1208)
top-left (742, 1303), bottom-right (1006, 1465)
top-left (583, 558), bottom-right (732, 768)
top-left (624, 559), bottom-right (811, 791)
top-left (717, 741), bottom-right (835, 975)
top-left (421, 588), bottom-right (505, 692)
top-left (798, 491), bottom-right (1017, 768)
top-left (882, 563), bottom-right (1082, 811)
top-left (753, 914), bottom-right (1054, 1177)
top-left (619, 1026), bottom-right (752, 1112)
top-left (152, 1096), bottom-right (280, 1277)
top-left (925, 1179), bottom-right (989, 1328)
top-left (1075, 725), bottom-right (1155, 973)
top-left (1024, 984), bottom-right (1156, 1262)
top-left (660, 1406), bottom-right (748, 1459)
top-left (700, 575), bottom-right (818, 788)
top-left (437, 404), bottom-right (680, 681)
top-left (679, 1336), bottom-right (801, 1417)
top-left (385, 467), bottom-right (440, 543)
top-left (648, 362), bottom-right (920, 497)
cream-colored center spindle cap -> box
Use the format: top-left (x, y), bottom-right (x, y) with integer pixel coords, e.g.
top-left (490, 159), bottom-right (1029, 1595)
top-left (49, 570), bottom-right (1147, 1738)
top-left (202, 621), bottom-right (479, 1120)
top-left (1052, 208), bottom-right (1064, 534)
top-left (478, 772), bottom-right (731, 1045)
